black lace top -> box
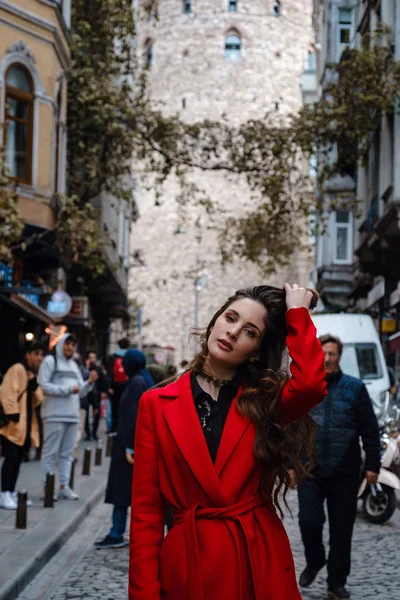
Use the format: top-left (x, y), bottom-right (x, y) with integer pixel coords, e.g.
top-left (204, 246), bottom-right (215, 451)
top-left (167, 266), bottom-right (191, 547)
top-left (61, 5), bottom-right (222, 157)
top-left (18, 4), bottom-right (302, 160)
top-left (191, 372), bottom-right (241, 463)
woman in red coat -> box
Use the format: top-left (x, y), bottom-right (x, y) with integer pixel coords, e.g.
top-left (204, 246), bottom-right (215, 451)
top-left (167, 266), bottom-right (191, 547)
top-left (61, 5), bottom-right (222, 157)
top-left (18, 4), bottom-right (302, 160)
top-left (129, 283), bottom-right (327, 600)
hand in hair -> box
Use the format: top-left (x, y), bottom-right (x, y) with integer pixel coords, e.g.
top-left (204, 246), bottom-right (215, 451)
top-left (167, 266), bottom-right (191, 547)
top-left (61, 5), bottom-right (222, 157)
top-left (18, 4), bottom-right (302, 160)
top-left (284, 283), bottom-right (318, 311)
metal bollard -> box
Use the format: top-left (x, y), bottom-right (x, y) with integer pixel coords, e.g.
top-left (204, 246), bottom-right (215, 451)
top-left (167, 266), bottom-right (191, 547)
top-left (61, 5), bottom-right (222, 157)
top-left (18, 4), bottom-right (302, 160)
top-left (16, 491), bottom-right (28, 529)
top-left (95, 444), bottom-right (102, 466)
top-left (106, 434), bottom-right (114, 457)
top-left (69, 458), bottom-right (76, 489)
top-left (44, 473), bottom-right (55, 508)
top-left (82, 447), bottom-right (91, 476)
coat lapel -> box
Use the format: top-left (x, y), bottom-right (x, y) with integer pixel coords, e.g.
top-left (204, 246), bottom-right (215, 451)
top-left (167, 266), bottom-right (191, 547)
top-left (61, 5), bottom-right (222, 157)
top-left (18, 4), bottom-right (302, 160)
top-left (161, 373), bottom-right (225, 503)
top-left (215, 389), bottom-right (252, 477)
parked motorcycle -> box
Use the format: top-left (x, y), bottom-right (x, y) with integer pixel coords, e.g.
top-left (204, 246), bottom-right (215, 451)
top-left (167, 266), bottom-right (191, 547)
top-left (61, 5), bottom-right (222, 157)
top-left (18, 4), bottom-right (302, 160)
top-left (358, 419), bottom-right (400, 524)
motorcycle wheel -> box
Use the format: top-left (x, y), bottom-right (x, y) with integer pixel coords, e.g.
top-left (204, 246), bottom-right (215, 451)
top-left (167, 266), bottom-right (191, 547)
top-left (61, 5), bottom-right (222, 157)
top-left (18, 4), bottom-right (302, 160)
top-left (362, 484), bottom-right (397, 524)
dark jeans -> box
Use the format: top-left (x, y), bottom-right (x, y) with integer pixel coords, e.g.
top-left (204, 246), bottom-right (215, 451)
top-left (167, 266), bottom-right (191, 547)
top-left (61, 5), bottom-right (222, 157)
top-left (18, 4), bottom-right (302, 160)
top-left (109, 505), bottom-right (128, 538)
top-left (85, 406), bottom-right (100, 438)
top-left (297, 474), bottom-right (359, 588)
top-left (1, 436), bottom-right (25, 493)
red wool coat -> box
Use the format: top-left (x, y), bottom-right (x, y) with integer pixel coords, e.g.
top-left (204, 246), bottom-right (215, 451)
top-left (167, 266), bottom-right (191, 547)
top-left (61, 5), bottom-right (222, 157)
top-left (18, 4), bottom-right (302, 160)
top-left (129, 307), bottom-right (327, 600)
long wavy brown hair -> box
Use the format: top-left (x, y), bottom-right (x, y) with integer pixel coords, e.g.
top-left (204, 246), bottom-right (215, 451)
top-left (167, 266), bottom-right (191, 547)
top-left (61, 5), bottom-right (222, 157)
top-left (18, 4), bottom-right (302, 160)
top-left (188, 285), bottom-right (317, 516)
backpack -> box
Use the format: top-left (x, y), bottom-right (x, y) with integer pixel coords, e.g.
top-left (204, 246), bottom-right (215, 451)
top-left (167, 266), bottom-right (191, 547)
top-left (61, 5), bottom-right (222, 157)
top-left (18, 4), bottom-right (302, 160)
top-left (113, 356), bottom-right (128, 383)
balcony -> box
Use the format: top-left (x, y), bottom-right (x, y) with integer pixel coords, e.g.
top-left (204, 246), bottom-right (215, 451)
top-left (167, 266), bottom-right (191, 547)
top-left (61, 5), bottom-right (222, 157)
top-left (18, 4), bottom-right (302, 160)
top-left (375, 186), bottom-right (400, 239)
top-left (348, 262), bottom-right (374, 300)
top-left (317, 263), bottom-right (354, 310)
top-left (356, 187), bottom-right (400, 278)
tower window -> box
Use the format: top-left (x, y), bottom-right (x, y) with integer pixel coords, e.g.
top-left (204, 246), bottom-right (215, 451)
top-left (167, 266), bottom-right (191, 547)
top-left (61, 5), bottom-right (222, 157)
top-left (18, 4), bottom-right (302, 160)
top-left (225, 33), bottom-right (241, 59)
top-left (273, 0), bottom-right (281, 17)
top-left (184, 0), bottom-right (191, 14)
top-left (229, 0), bottom-right (238, 11)
top-left (145, 41), bottom-right (153, 68)
top-left (5, 64), bottom-right (34, 184)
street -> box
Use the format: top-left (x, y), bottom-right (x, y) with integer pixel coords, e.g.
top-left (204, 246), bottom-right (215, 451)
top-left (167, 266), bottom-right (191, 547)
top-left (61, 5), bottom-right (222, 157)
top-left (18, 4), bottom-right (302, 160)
top-left (19, 491), bottom-right (400, 600)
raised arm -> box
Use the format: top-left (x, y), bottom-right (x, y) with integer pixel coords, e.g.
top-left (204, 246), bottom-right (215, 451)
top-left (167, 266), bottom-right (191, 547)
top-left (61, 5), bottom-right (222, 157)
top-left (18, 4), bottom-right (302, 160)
top-left (129, 391), bottom-right (165, 600)
top-left (281, 307), bottom-right (327, 424)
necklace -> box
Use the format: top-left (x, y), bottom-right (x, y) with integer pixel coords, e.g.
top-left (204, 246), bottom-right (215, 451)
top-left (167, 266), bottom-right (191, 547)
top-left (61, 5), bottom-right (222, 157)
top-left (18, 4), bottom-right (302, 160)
top-left (198, 369), bottom-right (233, 387)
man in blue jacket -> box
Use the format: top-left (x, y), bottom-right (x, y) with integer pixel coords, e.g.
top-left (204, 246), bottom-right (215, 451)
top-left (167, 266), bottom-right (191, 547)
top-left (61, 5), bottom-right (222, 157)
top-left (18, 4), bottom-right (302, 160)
top-left (298, 334), bottom-right (381, 600)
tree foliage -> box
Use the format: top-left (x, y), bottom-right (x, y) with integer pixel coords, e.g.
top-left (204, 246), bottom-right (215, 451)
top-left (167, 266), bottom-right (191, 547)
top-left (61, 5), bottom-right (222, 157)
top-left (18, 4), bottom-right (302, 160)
top-left (130, 30), bottom-right (400, 274)
top-left (54, 195), bottom-right (107, 276)
top-left (67, 0), bottom-right (136, 205)
top-left (294, 30), bottom-right (400, 186)
top-left (2, 7), bottom-right (399, 278)
top-left (0, 138), bottom-right (24, 263)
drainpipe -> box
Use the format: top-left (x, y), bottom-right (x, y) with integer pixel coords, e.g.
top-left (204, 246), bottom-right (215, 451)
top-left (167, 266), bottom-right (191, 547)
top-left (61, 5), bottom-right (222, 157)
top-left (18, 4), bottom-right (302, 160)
top-left (394, 0), bottom-right (400, 203)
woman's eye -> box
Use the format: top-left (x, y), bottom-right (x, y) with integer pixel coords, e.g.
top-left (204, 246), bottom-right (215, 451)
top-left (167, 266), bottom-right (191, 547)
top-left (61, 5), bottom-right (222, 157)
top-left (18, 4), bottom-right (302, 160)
top-left (245, 329), bottom-right (255, 337)
top-left (226, 315), bottom-right (235, 322)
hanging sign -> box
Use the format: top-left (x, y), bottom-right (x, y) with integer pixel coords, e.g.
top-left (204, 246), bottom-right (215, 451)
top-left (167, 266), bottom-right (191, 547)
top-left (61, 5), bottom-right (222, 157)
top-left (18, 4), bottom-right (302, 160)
top-left (47, 291), bottom-right (73, 319)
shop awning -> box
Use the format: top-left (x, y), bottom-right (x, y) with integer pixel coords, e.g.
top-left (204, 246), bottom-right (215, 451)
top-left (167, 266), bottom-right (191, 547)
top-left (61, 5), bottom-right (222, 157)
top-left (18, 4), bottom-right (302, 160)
top-left (389, 330), bottom-right (400, 354)
top-left (1, 293), bottom-right (58, 325)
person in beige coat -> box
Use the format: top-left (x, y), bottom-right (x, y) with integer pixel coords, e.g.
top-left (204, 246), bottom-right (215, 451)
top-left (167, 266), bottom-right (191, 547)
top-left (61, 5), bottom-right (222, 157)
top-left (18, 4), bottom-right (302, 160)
top-left (0, 342), bottom-right (45, 510)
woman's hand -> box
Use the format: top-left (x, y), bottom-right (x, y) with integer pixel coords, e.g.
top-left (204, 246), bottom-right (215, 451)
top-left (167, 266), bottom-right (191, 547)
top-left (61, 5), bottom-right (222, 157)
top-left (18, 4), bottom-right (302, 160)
top-left (88, 370), bottom-right (99, 384)
top-left (126, 452), bottom-right (134, 465)
top-left (284, 283), bottom-right (318, 311)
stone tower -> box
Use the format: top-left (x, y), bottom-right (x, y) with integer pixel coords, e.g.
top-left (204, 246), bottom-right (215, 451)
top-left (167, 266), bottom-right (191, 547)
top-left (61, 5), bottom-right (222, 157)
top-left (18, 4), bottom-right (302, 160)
top-left (130, 0), bottom-right (314, 360)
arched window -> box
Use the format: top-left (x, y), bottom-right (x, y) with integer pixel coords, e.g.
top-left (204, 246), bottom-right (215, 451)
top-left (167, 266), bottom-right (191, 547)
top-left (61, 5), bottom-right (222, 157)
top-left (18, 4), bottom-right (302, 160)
top-left (145, 40), bottom-right (153, 68)
top-left (229, 0), bottom-right (238, 11)
top-left (273, 0), bottom-right (281, 17)
top-left (5, 64), bottom-right (33, 184)
top-left (184, 0), bottom-right (191, 14)
top-left (225, 33), bottom-right (241, 59)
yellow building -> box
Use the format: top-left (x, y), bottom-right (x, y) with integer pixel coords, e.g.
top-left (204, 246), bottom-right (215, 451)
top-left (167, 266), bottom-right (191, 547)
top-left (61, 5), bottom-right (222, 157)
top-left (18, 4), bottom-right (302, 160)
top-left (0, 0), bottom-right (70, 227)
top-left (0, 0), bottom-right (70, 372)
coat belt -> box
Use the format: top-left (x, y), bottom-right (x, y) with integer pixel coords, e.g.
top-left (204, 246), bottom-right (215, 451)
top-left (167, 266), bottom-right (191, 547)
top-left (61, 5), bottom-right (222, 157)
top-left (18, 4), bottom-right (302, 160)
top-left (173, 495), bottom-right (269, 600)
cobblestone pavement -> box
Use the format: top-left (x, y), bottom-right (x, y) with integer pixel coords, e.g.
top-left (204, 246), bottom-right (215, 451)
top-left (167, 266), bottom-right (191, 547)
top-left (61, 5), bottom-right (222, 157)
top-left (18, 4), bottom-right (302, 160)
top-left (22, 491), bottom-right (400, 600)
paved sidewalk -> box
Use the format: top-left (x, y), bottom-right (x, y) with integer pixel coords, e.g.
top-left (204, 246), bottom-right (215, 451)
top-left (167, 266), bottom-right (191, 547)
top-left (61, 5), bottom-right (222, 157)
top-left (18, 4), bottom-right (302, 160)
top-left (0, 436), bottom-right (111, 600)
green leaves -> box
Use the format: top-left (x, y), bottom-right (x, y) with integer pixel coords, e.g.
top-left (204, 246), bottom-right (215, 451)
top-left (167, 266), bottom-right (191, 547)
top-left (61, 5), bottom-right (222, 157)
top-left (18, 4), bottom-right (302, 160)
top-left (0, 138), bottom-right (24, 263)
top-left (54, 195), bottom-right (108, 276)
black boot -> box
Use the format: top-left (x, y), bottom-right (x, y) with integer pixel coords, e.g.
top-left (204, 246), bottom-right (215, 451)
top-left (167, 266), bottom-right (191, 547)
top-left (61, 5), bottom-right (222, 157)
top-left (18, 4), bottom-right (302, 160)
top-left (328, 586), bottom-right (351, 599)
top-left (299, 563), bottom-right (326, 588)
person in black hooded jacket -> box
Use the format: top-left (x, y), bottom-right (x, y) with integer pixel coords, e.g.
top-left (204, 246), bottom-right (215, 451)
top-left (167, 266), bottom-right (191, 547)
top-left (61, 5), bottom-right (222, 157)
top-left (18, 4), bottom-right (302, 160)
top-left (297, 334), bottom-right (381, 600)
top-left (95, 349), bottom-right (154, 548)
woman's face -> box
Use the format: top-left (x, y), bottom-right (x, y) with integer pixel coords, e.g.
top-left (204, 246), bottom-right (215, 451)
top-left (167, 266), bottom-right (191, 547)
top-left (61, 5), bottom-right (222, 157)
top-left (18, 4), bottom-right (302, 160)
top-left (207, 298), bottom-right (267, 368)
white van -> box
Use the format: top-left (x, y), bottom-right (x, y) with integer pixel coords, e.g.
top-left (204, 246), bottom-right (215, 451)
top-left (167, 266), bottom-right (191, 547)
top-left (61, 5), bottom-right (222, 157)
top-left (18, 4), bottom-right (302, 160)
top-left (311, 313), bottom-right (391, 424)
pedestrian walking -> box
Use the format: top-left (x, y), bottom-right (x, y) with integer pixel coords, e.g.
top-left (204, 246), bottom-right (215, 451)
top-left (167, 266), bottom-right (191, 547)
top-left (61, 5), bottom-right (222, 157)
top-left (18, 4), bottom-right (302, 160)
top-left (95, 349), bottom-right (154, 548)
top-left (0, 342), bottom-right (45, 509)
top-left (129, 284), bottom-right (326, 600)
top-left (38, 334), bottom-right (98, 500)
top-left (106, 338), bottom-right (130, 433)
top-left (81, 351), bottom-right (108, 442)
top-left (297, 333), bottom-right (381, 600)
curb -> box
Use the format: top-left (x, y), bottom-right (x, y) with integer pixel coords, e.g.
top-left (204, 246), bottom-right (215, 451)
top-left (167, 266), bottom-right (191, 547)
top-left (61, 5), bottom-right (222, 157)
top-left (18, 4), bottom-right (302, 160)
top-left (0, 473), bottom-right (107, 600)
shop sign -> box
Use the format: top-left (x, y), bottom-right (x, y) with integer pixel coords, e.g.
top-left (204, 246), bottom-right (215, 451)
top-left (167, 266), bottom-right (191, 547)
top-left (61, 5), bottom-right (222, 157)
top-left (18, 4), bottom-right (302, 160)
top-left (68, 296), bottom-right (89, 320)
top-left (382, 318), bottom-right (396, 333)
top-left (367, 280), bottom-right (385, 308)
top-left (390, 283), bottom-right (400, 307)
top-left (47, 291), bottom-right (73, 319)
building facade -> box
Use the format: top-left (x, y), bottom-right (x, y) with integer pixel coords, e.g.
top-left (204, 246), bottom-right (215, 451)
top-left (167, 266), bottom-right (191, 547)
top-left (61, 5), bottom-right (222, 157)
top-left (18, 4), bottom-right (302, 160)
top-left (312, 0), bottom-right (360, 311)
top-left (0, 0), bottom-right (132, 369)
top-left (313, 0), bottom-right (400, 369)
top-left (131, 0), bottom-right (316, 361)
top-left (0, 0), bottom-right (71, 372)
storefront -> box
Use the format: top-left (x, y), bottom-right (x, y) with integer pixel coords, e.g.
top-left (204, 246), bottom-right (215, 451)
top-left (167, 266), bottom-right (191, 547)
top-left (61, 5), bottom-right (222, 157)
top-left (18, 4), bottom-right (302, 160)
top-left (0, 292), bottom-right (57, 376)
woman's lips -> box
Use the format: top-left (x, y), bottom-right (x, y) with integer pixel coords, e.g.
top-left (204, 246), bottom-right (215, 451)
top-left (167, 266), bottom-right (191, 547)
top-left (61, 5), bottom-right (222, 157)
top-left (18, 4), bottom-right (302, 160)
top-left (217, 339), bottom-right (233, 351)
